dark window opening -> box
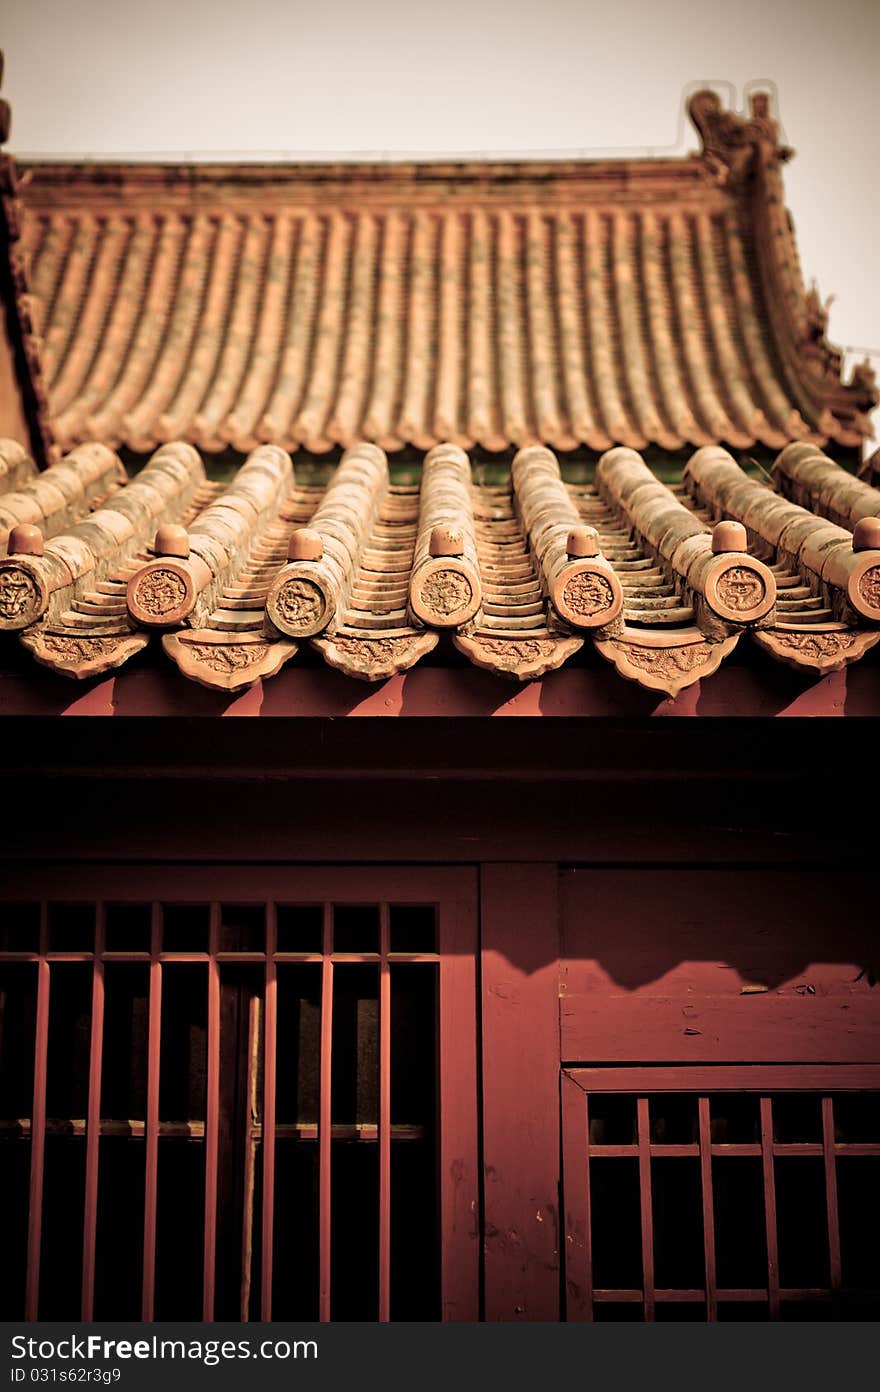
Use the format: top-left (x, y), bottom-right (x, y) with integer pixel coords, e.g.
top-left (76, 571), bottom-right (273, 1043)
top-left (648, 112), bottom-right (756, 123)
top-left (104, 904), bottom-right (151, 954)
top-left (276, 906), bottom-right (323, 954)
top-left (333, 905), bottom-right (380, 954)
top-left (0, 894), bottom-right (446, 1322)
top-left (0, 902), bottom-right (40, 953)
top-left (389, 906), bottom-right (437, 954)
top-left (48, 903), bottom-right (95, 954)
top-left (218, 906), bottom-right (265, 954)
top-left (566, 1077), bottom-right (880, 1322)
top-left (161, 904), bottom-right (210, 953)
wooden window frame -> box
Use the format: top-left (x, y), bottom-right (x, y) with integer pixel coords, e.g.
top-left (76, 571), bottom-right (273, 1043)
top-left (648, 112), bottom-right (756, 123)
top-left (0, 863), bottom-right (479, 1323)
top-left (562, 1064), bottom-right (880, 1322)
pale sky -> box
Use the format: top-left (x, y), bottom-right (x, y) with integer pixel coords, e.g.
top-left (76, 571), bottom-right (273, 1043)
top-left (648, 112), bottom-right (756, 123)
top-left (5, 0), bottom-right (879, 430)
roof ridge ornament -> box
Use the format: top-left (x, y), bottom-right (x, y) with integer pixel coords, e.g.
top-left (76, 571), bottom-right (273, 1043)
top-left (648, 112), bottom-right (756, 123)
top-left (0, 52), bottom-right (9, 149)
top-left (849, 357), bottom-right (878, 406)
top-left (688, 88), bottom-right (793, 186)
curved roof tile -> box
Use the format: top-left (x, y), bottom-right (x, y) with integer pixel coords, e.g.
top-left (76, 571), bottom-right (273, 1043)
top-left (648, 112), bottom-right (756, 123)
top-left (8, 90), bottom-right (877, 460)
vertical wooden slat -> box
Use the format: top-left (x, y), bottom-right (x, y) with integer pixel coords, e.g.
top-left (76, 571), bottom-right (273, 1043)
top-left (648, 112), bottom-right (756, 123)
top-left (318, 902), bottom-right (333, 1321)
top-left (760, 1096), bottom-right (780, 1318)
top-left (141, 903), bottom-right (162, 1321)
top-left (81, 902), bottom-right (105, 1320)
top-left (260, 902), bottom-right (277, 1321)
top-left (378, 903), bottom-right (391, 1322)
top-left (561, 1076), bottom-right (592, 1321)
top-left (698, 1095), bottom-right (717, 1322)
top-left (25, 903), bottom-right (50, 1321)
top-left (822, 1096), bottom-right (842, 1305)
top-left (439, 885), bottom-right (480, 1321)
top-left (481, 864), bottom-right (560, 1321)
top-left (202, 903), bottom-right (221, 1321)
top-left (240, 994), bottom-right (260, 1320)
top-left (636, 1097), bottom-right (655, 1321)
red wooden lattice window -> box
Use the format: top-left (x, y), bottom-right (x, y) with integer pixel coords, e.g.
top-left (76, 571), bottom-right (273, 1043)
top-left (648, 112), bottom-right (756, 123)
top-left (563, 1066), bottom-right (880, 1321)
top-left (0, 866), bottom-right (479, 1322)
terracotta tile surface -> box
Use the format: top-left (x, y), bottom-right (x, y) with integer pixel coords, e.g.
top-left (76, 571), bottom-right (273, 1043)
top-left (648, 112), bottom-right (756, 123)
top-left (514, 445), bottom-right (623, 629)
top-left (1, 437), bottom-right (878, 694)
top-left (409, 444), bottom-right (482, 630)
top-left (681, 447), bottom-right (880, 674)
top-left (450, 460), bottom-right (581, 680)
top-left (0, 441), bottom-right (125, 555)
top-left (10, 91), bottom-right (876, 459)
top-left (773, 442), bottom-right (880, 531)
top-left (3, 441), bottom-right (222, 674)
top-left (598, 447), bottom-right (777, 629)
top-left (0, 438), bottom-right (37, 493)
top-left (129, 443), bottom-right (293, 629)
top-left (2, 84), bottom-right (878, 697)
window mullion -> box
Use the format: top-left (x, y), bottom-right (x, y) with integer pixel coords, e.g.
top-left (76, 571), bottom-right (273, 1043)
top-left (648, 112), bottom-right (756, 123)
top-left (636, 1096), bottom-right (655, 1320)
top-left (759, 1096), bottom-right (780, 1318)
top-left (80, 901), bottom-right (105, 1320)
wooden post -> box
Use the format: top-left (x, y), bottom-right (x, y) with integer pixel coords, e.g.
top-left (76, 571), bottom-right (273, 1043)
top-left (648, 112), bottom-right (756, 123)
top-left (481, 863), bottom-right (560, 1321)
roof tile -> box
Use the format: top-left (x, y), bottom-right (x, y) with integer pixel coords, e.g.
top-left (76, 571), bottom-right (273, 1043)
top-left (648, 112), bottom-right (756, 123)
top-left (2, 437), bottom-right (877, 694)
top-left (14, 89), bottom-right (874, 458)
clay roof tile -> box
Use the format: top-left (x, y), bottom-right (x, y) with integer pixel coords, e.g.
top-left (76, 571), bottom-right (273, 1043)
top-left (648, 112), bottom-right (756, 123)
top-left (9, 90), bottom-right (870, 460)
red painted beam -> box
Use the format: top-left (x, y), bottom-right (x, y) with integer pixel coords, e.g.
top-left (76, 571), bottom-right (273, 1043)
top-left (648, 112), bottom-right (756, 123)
top-left (0, 648), bottom-right (878, 717)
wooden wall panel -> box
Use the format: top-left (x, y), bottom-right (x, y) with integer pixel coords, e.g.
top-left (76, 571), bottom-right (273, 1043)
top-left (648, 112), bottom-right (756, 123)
top-left (560, 868), bottom-right (880, 1063)
top-left (561, 995), bottom-right (880, 1063)
top-left (481, 864), bottom-right (561, 1321)
top-left (439, 883), bottom-right (481, 1320)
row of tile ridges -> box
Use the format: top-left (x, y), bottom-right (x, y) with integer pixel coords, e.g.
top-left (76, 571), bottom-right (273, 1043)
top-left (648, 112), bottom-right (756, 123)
top-left (1, 437), bottom-right (879, 695)
top-left (17, 204), bottom-right (850, 458)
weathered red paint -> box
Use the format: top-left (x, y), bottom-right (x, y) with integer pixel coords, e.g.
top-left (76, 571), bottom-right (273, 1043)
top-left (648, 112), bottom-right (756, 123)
top-left (636, 1098), bottom-right (655, 1321)
top-left (318, 902), bottom-right (333, 1323)
top-left (1, 867), bottom-right (480, 1323)
top-left (80, 904), bottom-right (105, 1320)
top-left (378, 904), bottom-right (392, 1323)
top-left (760, 1096), bottom-right (781, 1318)
top-left (438, 890), bottom-right (480, 1321)
top-left (2, 724), bottom-right (878, 1323)
top-left (261, 903), bottom-right (278, 1321)
top-left (561, 1073), bottom-right (592, 1321)
top-left (698, 1096), bottom-right (717, 1322)
top-left (1, 648), bottom-right (878, 719)
top-left (24, 911), bottom-right (49, 1322)
top-left (141, 905), bottom-right (162, 1321)
top-left (565, 1065), bottom-right (880, 1093)
top-left (561, 1067), bottom-right (880, 1319)
top-left (822, 1095), bottom-right (842, 1301)
top-left (481, 863), bottom-right (560, 1322)
top-left (202, 907), bottom-right (221, 1320)
top-left (560, 868), bottom-right (880, 1063)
